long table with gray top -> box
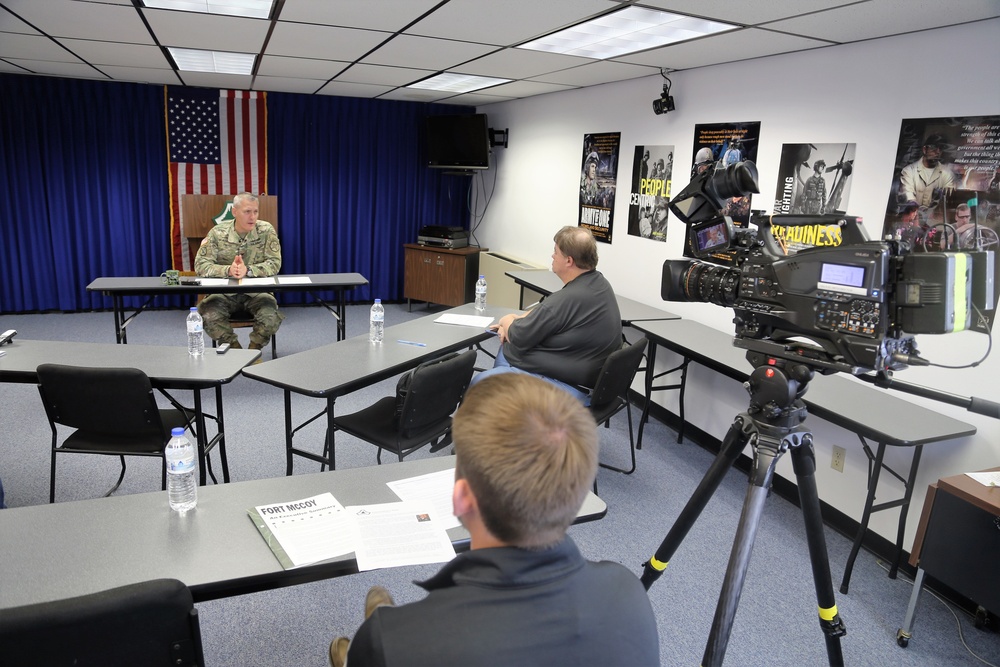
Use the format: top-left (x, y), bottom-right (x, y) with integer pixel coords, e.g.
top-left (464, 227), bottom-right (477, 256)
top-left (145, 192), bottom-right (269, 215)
top-left (87, 273), bottom-right (369, 343)
top-left (630, 317), bottom-right (977, 594)
top-left (242, 303), bottom-right (519, 473)
top-left (0, 455), bottom-right (607, 609)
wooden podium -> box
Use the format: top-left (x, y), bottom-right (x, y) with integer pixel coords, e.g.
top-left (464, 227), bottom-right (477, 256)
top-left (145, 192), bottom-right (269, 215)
top-left (182, 194), bottom-right (277, 261)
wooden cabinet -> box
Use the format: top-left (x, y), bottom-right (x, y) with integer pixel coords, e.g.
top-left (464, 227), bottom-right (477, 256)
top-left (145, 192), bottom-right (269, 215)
top-left (403, 244), bottom-right (483, 307)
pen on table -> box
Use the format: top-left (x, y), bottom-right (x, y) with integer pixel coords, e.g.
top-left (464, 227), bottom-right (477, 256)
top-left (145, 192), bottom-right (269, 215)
top-left (397, 339), bottom-right (427, 347)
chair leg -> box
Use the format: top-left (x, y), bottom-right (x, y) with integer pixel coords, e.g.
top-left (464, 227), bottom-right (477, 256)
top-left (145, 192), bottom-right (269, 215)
top-left (50, 439), bottom-right (58, 504)
top-left (598, 404), bottom-right (637, 475)
top-left (376, 448), bottom-right (383, 465)
top-left (103, 455), bottom-right (128, 497)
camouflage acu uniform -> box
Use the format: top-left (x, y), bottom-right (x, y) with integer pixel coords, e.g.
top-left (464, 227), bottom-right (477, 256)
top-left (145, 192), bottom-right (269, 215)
top-left (194, 219), bottom-right (284, 346)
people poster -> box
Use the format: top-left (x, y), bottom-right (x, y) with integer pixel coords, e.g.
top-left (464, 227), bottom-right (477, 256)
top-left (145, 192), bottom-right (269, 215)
top-left (579, 132), bottom-right (621, 243)
top-left (627, 145), bottom-right (675, 242)
top-left (690, 121), bottom-right (761, 226)
top-left (773, 143), bottom-right (857, 216)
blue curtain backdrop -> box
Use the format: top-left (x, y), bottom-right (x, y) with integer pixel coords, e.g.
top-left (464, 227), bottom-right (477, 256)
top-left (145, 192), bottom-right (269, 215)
top-left (0, 73), bottom-right (471, 314)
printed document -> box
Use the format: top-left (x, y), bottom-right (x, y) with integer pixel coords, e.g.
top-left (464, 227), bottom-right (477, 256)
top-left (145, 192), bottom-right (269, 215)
top-left (248, 493), bottom-right (356, 569)
top-left (434, 313), bottom-right (494, 328)
top-left (387, 467), bottom-right (461, 530)
top-left (348, 501), bottom-right (456, 571)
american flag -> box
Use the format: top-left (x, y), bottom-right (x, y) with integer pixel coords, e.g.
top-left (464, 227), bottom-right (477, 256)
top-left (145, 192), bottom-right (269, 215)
top-left (166, 87), bottom-right (267, 270)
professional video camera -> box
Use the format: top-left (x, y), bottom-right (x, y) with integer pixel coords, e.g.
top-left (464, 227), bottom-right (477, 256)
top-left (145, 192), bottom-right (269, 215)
top-left (662, 160), bottom-right (995, 375)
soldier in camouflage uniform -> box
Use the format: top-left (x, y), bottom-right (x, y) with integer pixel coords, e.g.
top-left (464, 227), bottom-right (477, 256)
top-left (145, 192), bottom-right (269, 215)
top-left (195, 192), bottom-right (284, 350)
top-left (802, 160), bottom-right (827, 215)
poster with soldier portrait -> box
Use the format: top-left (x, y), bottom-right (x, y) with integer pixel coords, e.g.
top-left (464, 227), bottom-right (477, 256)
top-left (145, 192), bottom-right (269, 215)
top-left (773, 143), bottom-right (856, 216)
top-left (579, 132), bottom-right (621, 243)
top-left (690, 121), bottom-right (761, 226)
top-left (627, 145), bottom-right (674, 242)
top-left (881, 115), bottom-right (1000, 332)
top-left (882, 116), bottom-right (1000, 255)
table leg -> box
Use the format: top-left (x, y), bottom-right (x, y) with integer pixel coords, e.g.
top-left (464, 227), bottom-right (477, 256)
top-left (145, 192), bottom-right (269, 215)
top-left (113, 295), bottom-right (126, 344)
top-left (637, 342), bottom-right (658, 450)
top-left (193, 389), bottom-right (209, 486)
top-left (889, 445), bottom-right (923, 579)
top-left (897, 567), bottom-right (926, 647)
top-left (214, 384), bottom-right (230, 483)
top-left (324, 395), bottom-right (337, 471)
top-left (284, 390), bottom-right (294, 476)
top-left (841, 441), bottom-right (886, 593)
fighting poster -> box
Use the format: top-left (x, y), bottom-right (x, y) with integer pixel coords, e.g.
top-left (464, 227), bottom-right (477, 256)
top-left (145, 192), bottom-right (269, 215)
top-left (579, 132), bottom-right (621, 243)
top-left (773, 143), bottom-right (856, 216)
top-left (627, 145), bottom-right (674, 242)
top-left (690, 121), bottom-right (761, 226)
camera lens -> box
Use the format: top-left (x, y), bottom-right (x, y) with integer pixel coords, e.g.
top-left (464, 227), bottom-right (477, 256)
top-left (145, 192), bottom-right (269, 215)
top-left (710, 161), bottom-right (760, 200)
top-left (685, 262), bottom-right (740, 307)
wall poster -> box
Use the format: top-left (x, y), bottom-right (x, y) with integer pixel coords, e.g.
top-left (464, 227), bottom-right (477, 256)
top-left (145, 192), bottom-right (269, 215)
top-left (579, 132), bottom-right (621, 243)
top-left (882, 115), bottom-right (1000, 332)
top-left (689, 121), bottom-right (761, 226)
top-left (627, 145), bottom-right (674, 242)
top-left (773, 143), bottom-right (856, 216)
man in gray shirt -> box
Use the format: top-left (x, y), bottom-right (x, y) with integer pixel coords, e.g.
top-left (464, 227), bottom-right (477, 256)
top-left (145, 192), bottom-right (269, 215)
top-left (473, 225), bottom-right (622, 403)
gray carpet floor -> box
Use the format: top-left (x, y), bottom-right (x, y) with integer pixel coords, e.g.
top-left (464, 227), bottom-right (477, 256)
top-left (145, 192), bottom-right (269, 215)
top-left (1, 302), bottom-right (997, 666)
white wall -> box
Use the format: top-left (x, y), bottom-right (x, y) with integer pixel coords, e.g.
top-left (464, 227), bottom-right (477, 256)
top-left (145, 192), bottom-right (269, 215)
top-left (474, 19), bottom-right (1000, 549)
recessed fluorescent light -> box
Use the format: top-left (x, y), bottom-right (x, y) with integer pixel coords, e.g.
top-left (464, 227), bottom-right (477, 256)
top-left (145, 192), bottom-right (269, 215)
top-left (518, 6), bottom-right (736, 59)
top-left (408, 73), bottom-right (511, 94)
top-left (142, 0), bottom-right (274, 20)
top-left (168, 47), bottom-right (255, 75)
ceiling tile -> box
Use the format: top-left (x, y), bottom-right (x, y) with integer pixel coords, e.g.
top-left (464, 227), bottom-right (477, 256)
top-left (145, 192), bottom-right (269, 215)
top-left (143, 9), bottom-right (269, 52)
top-left (615, 27), bottom-right (830, 70)
top-left (405, 0), bottom-right (614, 46)
top-left (460, 48), bottom-right (591, 79)
top-left (377, 86), bottom-right (456, 103)
top-left (334, 63), bottom-right (436, 86)
top-left (361, 34), bottom-right (497, 71)
top-left (475, 79), bottom-right (576, 98)
top-left (765, 0), bottom-right (1000, 42)
top-left (99, 65), bottom-right (182, 85)
top-left (530, 60), bottom-right (659, 87)
top-left (176, 71), bottom-right (253, 89)
top-left (256, 54), bottom-right (348, 79)
top-left (315, 79), bottom-right (396, 98)
top-left (8, 0), bottom-right (151, 42)
top-left (57, 39), bottom-right (170, 69)
top-left (637, 0), bottom-right (857, 26)
top-left (277, 0), bottom-right (441, 32)
top-left (252, 75), bottom-right (327, 94)
top-left (3, 58), bottom-right (108, 79)
top-left (265, 22), bottom-right (390, 60)
top-left (0, 33), bottom-right (82, 63)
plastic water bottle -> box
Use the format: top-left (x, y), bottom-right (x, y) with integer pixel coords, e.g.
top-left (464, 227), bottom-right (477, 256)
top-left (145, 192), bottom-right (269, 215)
top-left (369, 299), bottom-right (384, 343)
top-left (186, 307), bottom-right (204, 356)
top-left (475, 275), bottom-right (487, 312)
top-left (165, 427), bottom-right (197, 513)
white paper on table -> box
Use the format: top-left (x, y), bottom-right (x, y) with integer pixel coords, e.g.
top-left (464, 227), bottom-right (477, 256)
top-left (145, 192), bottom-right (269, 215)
top-left (434, 313), bottom-right (494, 328)
top-left (252, 493), bottom-right (357, 568)
top-left (348, 501), bottom-right (456, 571)
top-left (241, 277), bottom-right (277, 286)
top-left (965, 471), bottom-right (1000, 487)
top-left (277, 276), bottom-right (312, 284)
top-left (199, 278), bottom-right (230, 286)
top-left (386, 468), bottom-right (460, 530)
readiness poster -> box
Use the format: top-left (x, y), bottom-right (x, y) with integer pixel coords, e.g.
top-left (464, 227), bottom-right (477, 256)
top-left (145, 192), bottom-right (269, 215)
top-left (579, 132), bottom-right (621, 243)
top-left (627, 145), bottom-right (675, 242)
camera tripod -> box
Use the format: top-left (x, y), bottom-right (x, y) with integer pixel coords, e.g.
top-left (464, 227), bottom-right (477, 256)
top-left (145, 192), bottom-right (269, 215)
top-left (641, 351), bottom-right (847, 667)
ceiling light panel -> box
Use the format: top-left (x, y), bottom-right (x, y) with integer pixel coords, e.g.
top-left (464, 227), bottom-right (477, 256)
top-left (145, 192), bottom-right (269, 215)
top-left (408, 73), bottom-right (510, 94)
top-left (143, 0), bottom-right (274, 19)
top-left (168, 47), bottom-right (255, 74)
top-left (519, 6), bottom-right (736, 59)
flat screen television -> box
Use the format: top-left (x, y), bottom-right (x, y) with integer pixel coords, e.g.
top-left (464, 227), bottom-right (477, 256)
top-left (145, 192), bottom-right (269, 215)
top-left (425, 113), bottom-right (490, 171)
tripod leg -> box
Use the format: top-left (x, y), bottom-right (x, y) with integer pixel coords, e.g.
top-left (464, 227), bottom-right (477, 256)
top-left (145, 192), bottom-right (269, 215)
top-left (791, 442), bottom-right (847, 666)
top-left (640, 416), bottom-right (751, 589)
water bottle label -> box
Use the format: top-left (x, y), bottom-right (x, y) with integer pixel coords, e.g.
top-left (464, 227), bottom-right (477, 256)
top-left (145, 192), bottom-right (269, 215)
top-left (187, 322), bottom-right (203, 333)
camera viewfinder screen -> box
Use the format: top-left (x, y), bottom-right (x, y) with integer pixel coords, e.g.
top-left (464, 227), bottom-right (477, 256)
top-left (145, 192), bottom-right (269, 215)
top-left (695, 222), bottom-right (729, 252)
top-left (820, 263), bottom-right (865, 288)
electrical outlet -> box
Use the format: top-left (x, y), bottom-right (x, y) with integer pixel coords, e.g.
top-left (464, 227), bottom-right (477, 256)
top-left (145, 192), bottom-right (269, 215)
top-left (831, 445), bottom-right (846, 473)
